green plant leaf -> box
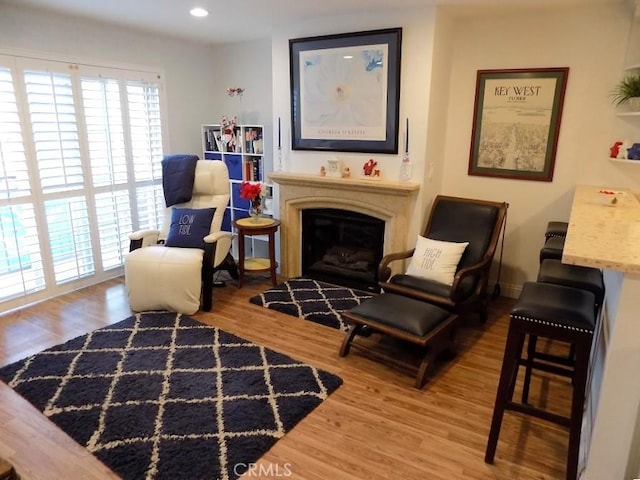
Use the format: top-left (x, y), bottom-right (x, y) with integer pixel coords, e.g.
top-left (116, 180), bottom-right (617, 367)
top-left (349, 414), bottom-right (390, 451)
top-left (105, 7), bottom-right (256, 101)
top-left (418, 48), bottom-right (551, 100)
top-left (611, 74), bottom-right (640, 106)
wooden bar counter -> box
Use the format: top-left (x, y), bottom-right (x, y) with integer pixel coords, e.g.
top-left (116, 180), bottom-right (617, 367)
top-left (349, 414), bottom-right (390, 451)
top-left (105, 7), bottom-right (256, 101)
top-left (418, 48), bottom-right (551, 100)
top-left (562, 185), bottom-right (640, 479)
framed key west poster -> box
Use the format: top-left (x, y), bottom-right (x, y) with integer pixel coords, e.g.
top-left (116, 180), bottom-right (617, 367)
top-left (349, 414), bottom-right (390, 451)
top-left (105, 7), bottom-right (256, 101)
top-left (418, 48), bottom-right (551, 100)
top-left (468, 67), bottom-right (569, 182)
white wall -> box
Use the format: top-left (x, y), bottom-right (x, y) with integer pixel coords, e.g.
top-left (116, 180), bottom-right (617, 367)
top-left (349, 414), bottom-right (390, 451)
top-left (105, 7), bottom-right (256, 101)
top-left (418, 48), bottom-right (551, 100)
top-left (0, 3), bottom-right (219, 155)
top-left (210, 40), bottom-right (274, 168)
top-left (441, 4), bottom-right (635, 297)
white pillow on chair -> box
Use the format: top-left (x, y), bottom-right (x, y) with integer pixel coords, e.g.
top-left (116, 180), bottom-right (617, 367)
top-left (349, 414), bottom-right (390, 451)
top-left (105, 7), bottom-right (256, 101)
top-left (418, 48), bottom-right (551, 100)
top-left (406, 236), bottom-right (469, 286)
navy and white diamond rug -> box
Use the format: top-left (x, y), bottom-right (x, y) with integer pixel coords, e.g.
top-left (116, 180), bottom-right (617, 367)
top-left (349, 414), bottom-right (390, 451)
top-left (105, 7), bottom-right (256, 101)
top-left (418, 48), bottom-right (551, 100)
top-left (249, 278), bottom-right (375, 331)
top-left (0, 312), bottom-right (342, 480)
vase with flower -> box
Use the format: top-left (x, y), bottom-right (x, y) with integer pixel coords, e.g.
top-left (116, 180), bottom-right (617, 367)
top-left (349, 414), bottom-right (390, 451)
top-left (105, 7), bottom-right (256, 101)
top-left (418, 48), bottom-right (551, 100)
top-left (240, 181), bottom-right (263, 222)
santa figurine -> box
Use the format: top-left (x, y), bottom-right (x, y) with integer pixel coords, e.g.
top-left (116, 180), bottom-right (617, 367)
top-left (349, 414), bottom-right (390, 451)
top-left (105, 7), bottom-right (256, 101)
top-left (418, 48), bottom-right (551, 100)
top-left (363, 159), bottom-right (378, 176)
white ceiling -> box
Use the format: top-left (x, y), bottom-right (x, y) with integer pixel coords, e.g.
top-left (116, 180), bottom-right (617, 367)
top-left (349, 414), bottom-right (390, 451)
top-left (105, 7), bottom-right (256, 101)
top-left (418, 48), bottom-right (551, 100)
top-left (3, 0), bottom-right (625, 45)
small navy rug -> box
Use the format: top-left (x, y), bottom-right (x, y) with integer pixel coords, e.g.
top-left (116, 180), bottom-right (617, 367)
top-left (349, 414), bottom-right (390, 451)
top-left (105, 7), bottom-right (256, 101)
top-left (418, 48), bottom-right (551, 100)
top-left (0, 312), bottom-right (342, 480)
top-left (249, 278), bottom-right (375, 331)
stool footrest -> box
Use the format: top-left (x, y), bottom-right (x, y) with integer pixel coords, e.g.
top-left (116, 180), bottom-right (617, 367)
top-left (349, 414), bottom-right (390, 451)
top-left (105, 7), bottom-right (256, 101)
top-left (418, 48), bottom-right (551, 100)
top-left (518, 357), bottom-right (574, 378)
top-left (506, 401), bottom-right (571, 427)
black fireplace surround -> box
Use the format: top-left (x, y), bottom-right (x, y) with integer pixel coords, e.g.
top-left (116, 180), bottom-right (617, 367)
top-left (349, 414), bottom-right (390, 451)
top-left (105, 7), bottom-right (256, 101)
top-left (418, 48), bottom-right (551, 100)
top-left (301, 208), bottom-right (384, 293)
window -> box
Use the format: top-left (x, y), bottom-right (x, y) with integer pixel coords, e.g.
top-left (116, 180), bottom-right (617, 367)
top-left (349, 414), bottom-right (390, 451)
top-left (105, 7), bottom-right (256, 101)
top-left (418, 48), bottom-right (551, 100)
top-left (0, 54), bottom-right (167, 311)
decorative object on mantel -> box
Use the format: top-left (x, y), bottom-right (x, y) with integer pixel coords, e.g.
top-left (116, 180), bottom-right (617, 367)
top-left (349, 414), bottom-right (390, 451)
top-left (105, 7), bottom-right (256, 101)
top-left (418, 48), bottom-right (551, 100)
top-left (342, 166), bottom-right (351, 178)
top-left (363, 158), bottom-right (377, 176)
top-left (400, 117), bottom-right (412, 182)
top-left (240, 181), bottom-right (263, 222)
top-left (320, 166), bottom-right (326, 176)
top-left (610, 74), bottom-right (640, 110)
top-left (326, 157), bottom-right (344, 177)
top-left (363, 158), bottom-right (381, 179)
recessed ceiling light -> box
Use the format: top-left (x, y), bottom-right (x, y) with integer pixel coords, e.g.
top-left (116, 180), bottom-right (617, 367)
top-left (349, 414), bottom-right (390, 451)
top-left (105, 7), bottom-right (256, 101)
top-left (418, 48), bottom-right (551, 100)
top-left (190, 7), bottom-right (209, 17)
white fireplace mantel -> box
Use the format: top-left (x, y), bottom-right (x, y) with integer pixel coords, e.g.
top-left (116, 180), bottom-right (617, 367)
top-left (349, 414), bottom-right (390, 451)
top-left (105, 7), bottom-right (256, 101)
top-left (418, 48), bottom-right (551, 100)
top-left (269, 171), bottom-right (420, 280)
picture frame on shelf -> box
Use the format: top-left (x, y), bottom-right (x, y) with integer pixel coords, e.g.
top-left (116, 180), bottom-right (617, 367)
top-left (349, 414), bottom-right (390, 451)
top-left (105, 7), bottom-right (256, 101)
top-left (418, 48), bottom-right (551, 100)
top-left (468, 67), bottom-right (569, 182)
top-left (326, 158), bottom-right (344, 177)
top-left (289, 28), bottom-right (402, 154)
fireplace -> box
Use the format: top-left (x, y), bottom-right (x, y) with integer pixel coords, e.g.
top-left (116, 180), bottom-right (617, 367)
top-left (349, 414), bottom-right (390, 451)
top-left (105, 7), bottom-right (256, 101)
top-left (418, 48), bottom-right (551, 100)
top-left (269, 172), bottom-right (420, 283)
top-left (302, 208), bottom-right (384, 292)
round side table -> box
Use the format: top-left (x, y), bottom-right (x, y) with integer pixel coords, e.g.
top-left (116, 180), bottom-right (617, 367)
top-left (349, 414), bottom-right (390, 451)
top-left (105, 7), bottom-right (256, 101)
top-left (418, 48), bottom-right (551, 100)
top-left (233, 217), bottom-right (281, 288)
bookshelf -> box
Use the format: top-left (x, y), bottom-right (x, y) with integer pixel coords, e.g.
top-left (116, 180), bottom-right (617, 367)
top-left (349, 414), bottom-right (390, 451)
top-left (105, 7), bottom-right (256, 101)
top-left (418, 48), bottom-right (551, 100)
top-left (201, 123), bottom-right (278, 263)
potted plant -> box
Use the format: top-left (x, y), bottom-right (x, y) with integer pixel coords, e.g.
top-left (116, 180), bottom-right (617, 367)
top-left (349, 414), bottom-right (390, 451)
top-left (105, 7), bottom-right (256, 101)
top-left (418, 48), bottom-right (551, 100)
top-left (611, 74), bottom-right (640, 110)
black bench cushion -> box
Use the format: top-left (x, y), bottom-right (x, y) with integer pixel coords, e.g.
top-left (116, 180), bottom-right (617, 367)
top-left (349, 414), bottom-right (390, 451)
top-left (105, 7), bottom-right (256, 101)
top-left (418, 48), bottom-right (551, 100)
top-left (511, 282), bottom-right (596, 333)
top-left (347, 293), bottom-right (451, 337)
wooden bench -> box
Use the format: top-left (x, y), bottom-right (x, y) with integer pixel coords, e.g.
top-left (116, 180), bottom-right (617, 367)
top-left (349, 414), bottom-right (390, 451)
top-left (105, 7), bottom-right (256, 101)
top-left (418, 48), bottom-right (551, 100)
top-left (340, 293), bottom-right (458, 389)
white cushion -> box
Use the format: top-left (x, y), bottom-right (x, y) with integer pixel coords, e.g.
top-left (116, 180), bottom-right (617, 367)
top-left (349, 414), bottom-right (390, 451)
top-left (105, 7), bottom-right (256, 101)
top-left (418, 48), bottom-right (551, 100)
top-left (406, 236), bottom-right (469, 286)
top-left (125, 245), bottom-right (204, 315)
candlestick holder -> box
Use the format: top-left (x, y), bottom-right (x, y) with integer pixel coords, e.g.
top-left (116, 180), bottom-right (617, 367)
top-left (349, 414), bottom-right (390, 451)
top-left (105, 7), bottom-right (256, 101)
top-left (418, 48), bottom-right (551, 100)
top-left (399, 152), bottom-right (412, 182)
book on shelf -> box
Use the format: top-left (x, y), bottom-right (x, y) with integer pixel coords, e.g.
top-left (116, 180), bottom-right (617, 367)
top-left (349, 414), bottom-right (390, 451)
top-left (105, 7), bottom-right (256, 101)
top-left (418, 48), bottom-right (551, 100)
top-left (245, 129), bottom-right (260, 153)
top-left (204, 129), bottom-right (212, 151)
top-left (252, 158), bottom-right (261, 181)
top-left (214, 132), bottom-right (222, 152)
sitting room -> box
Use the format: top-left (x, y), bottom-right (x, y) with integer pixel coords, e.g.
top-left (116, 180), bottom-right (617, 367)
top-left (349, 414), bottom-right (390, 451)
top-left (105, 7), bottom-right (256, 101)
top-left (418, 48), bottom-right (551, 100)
top-left (0, 0), bottom-right (639, 479)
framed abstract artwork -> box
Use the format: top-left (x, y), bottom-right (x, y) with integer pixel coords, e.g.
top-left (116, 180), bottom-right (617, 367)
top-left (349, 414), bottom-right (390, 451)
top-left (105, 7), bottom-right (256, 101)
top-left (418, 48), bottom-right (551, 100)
top-left (289, 28), bottom-right (402, 154)
top-left (468, 67), bottom-right (569, 182)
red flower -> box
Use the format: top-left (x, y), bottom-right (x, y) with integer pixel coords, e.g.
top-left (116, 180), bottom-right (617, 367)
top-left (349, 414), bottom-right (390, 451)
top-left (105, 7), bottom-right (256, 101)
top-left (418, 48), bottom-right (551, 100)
top-left (240, 181), bottom-right (262, 201)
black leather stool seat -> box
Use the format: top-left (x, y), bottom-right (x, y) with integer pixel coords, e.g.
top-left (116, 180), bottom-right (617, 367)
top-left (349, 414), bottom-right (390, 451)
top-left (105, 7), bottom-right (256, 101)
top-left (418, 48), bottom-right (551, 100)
top-left (511, 282), bottom-right (595, 333)
top-left (545, 221), bottom-right (569, 239)
top-left (538, 259), bottom-right (604, 307)
top-left (340, 293), bottom-right (458, 388)
top-left (485, 281), bottom-right (596, 480)
top-left (539, 236), bottom-right (565, 263)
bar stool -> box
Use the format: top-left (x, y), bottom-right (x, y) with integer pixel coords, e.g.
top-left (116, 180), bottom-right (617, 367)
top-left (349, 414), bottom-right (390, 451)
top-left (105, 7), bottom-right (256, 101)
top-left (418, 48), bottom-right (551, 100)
top-left (520, 259), bottom-right (604, 403)
top-left (485, 281), bottom-right (596, 480)
top-left (545, 221), bottom-right (568, 239)
top-left (539, 236), bottom-right (565, 263)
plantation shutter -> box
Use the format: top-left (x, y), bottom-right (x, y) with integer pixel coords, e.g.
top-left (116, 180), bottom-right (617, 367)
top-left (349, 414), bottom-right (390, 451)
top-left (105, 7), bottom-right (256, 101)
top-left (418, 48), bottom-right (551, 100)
top-left (23, 61), bottom-right (95, 284)
top-left (0, 58), bottom-right (46, 301)
top-left (81, 73), bottom-right (131, 270)
top-left (128, 79), bottom-right (165, 232)
top-left (0, 54), bottom-right (167, 311)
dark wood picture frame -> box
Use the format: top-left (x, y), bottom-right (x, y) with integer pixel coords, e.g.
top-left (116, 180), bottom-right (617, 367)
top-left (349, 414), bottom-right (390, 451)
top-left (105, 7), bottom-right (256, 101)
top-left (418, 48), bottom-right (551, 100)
top-left (468, 67), bottom-right (569, 182)
top-left (289, 28), bottom-right (402, 154)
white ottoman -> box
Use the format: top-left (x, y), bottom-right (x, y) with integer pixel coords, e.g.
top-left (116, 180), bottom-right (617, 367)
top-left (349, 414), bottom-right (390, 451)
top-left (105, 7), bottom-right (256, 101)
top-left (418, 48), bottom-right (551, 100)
top-left (125, 245), bottom-right (204, 315)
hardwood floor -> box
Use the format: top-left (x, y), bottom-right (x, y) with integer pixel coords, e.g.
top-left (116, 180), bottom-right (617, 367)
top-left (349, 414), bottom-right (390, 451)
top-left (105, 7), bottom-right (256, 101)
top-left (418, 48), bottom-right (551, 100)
top-left (0, 275), bottom-right (572, 479)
